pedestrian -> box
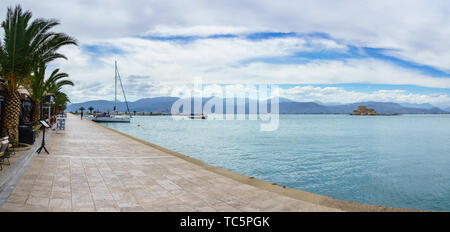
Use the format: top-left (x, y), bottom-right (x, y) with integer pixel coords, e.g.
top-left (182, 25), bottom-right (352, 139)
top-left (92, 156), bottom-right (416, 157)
top-left (81, 111), bottom-right (83, 120)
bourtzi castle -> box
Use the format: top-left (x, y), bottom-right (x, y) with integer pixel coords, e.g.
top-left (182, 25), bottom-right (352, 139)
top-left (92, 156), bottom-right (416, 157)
top-left (352, 106), bottom-right (378, 115)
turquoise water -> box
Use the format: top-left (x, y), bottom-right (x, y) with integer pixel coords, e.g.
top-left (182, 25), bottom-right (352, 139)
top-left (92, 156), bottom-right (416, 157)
top-left (101, 114), bottom-right (450, 211)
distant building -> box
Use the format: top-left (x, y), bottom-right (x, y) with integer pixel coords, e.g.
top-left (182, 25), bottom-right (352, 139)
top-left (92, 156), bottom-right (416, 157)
top-left (352, 105), bottom-right (377, 115)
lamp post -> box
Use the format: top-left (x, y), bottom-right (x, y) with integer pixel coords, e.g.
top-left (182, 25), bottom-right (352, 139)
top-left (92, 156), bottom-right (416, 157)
top-left (45, 94), bottom-right (55, 124)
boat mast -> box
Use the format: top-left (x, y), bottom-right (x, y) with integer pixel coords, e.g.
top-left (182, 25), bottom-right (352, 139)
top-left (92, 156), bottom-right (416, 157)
top-left (114, 61), bottom-right (117, 115)
top-left (116, 64), bottom-right (131, 116)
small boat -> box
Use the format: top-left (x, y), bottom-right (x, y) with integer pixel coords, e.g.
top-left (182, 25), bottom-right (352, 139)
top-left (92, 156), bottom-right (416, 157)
top-left (92, 61), bottom-right (131, 123)
top-left (92, 114), bottom-right (131, 123)
top-left (188, 114), bottom-right (207, 119)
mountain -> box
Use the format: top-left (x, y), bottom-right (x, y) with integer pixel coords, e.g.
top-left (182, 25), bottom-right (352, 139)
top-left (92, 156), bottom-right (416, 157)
top-left (130, 97), bottom-right (179, 113)
top-left (399, 103), bottom-right (436, 109)
top-left (279, 102), bottom-right (330, 114)
top-left (278, 97), bottom-right (297, 103)
top-left (327, 102), bottom-right (447, 114)
top-left (67, 97), bottom-right (449, 114)
top-left (67, 97), bottom-right (179, 113)
top-left (280, 101), bottom-right (447, 114)
top-left (67, 100), bottom-right (120, 112)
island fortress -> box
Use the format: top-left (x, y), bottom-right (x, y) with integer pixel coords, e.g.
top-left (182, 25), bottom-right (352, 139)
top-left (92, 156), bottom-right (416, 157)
top-left (352, 105), bottom-right (378, 115)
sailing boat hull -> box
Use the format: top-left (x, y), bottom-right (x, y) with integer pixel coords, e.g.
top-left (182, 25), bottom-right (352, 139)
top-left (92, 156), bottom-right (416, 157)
top-left (92, 116), bottom-right (131, 123)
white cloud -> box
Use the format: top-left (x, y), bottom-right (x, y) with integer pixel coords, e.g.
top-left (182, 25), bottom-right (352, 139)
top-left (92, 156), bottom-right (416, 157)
top-left (2, 0), bottom-right (450, 105)
top-left (222, 59), bottom-right (450, 88)
top-left (68, 80), bottom-right (450, 108)
top-left (144, 25), bottom-right (255, 37)
top-left (281, 85), bottom-right (450, 107)
top-left (55, 35), bottom-right (450, 86)
top-left (51, 34), bottom-right (450, 104)
top-left (4, 0), bottom-right (450, 70)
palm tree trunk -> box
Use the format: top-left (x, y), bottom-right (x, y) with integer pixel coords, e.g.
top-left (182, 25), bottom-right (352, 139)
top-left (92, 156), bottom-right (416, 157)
top-left (0, 91), bottom-right (21, 146)
top-left (32, 103), bottom-right (41, 125)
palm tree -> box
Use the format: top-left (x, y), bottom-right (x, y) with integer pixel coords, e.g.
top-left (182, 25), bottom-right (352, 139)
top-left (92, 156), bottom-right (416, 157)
top-left (27, 65), bottom-right (46, 125)
top-left (27, 64), bottom-right (73, 125)
top-left (46, 68), bottom-right (73, 117)
top-left (54, 90), bottom-right (70, 113)
top-left (88, 106), bottom-right (94, 114)
top-left (45, 67), bottom-right (73, 119)
top-left (79, 107), bottom-right (85, 114)
top-left (0, 5), bottom-right (77, 145)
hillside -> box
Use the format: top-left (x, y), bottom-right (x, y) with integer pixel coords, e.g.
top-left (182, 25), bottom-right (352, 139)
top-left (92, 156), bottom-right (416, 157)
top-left (67, 97), bottom-right (449, 114)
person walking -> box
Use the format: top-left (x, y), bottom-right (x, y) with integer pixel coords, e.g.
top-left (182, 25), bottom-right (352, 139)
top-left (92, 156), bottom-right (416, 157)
top-left (79, 107), bottom-right (85, 120)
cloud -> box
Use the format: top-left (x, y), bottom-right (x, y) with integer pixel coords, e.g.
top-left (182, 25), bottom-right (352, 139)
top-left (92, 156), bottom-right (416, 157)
top-left (53, 32), bottom-right (450, 106)
top-left (68, 80), bottom-right (450, 108)
top-left (223, 59), bottom-right (450, 88)
top-left (2, 0), bottom-right (450, 106)
top-left (58, 34), bottom-right (450, 86)
top-left (144, 25), bottom-right (254, 37)
top-left (5, 0), bottom-right (450, 71)
top-left (281, 85), bottom-right (450, 107)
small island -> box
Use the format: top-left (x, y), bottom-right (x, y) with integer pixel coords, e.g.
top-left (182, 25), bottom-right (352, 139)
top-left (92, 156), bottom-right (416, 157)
top-left (351, 105), bottom-right (378, 115)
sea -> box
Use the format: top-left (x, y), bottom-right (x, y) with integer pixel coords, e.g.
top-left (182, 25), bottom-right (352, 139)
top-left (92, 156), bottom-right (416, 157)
top-left (100, 114), bottom-right (450, 211)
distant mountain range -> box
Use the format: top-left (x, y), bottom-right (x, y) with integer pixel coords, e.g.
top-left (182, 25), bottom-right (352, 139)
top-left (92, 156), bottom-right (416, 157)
top-left (68, 97), bottom-right (179, 114)
top-left (67, 97), bottom-right (449, 114)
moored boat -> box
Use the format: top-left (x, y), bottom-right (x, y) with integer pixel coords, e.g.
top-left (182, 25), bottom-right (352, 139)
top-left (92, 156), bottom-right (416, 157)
top-left (92, 114), bottom-right (131, 122)
top-left (188, 113), bottom-right (207, 119)
top-left (91, 61), bottom-right (132, 123)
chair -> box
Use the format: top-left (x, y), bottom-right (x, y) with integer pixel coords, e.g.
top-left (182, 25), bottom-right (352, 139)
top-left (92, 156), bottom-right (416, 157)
top-left (0, 137), bottom-right (8, 144)
top-left (1, 136), bottom-right (14, 157)
top-left (6, 143), bottom-right (15, 157)
top-left (0, 140), bottom-right (10, 166)
top-left (0, 142), bottom-right (8, 170)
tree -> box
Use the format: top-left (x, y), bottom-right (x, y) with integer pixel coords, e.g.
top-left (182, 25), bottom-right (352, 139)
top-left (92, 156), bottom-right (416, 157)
top-left (79, 107), bottom-right (85, 113)
top-left (27, 64), bottom-right (73, 125)
top-left (0, 5), bottom-right (77, 145)
top-left (45, 67), bottom-right (73, 117)
top-left (133, 110), bottom-right (136, 115)
top-left (54, 90), bottom-right (70, 113)
top-left (88, 106), bottom-right (94, 114)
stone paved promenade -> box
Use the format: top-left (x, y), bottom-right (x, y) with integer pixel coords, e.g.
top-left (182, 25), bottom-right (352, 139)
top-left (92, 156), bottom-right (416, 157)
top-left (0, 114), bottom-right (345, 212)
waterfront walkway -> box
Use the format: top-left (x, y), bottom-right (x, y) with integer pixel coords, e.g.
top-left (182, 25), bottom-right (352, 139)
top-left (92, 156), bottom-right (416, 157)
top-left (0, 114), bottom-right (369, 212)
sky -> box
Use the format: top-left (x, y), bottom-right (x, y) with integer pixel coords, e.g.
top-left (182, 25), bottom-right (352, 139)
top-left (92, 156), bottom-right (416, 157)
top-left (2, 0), bottom-right (450, 108)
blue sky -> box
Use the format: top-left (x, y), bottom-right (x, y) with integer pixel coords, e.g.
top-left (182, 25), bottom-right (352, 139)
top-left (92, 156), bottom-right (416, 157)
top-left (2, 0), bottom-right (450, 107)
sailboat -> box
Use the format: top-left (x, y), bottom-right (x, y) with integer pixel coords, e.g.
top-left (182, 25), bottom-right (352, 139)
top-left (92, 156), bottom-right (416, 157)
top-left (92, 61), bottom-right (131, 123)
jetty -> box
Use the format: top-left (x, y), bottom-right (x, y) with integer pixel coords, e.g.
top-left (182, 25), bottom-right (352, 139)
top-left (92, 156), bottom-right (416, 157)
top-left (0, 114), bottom-right (411, 212)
